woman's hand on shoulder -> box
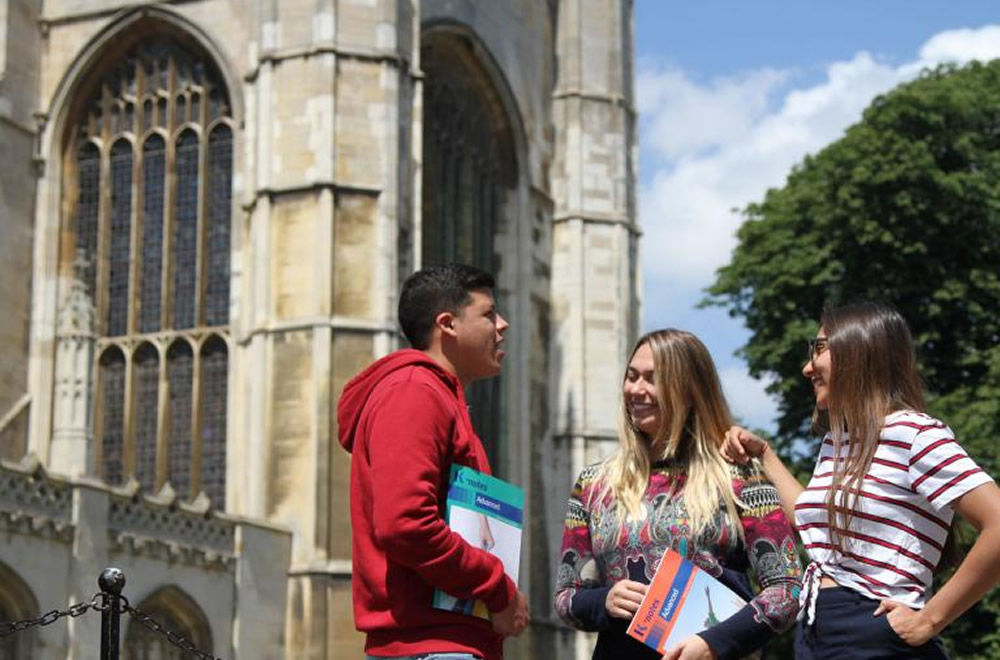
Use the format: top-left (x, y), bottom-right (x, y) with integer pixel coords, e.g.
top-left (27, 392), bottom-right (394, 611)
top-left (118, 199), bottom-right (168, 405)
top-left (722, 425), bottom-right (769, 464)
top-left (604, 579), bottom-right (648, 619)
top-left (661, 634), bottom-right (717, 660)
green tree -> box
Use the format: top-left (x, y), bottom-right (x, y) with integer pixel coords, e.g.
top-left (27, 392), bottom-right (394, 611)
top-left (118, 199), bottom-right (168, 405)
top-left (707, 61), bottom-right (1000, 659)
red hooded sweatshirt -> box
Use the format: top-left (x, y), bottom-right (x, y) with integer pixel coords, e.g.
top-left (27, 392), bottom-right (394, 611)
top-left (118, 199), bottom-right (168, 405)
top-left (337, 349), bottom-right (516, 660)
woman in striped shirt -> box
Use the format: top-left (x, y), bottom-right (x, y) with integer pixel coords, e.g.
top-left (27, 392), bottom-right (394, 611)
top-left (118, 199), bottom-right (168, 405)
top-left (725, 301), bottom-right (1000, 659)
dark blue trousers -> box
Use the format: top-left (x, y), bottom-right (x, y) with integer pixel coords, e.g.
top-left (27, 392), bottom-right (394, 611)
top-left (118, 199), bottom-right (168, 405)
top-left (795, 587), bottom-right (949, 660)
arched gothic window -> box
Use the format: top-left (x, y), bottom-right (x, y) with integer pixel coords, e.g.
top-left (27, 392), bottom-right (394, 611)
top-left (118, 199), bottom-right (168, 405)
top-left (124, 586), bottom-right (212, 659)
top-left (64, 35), bottom-right (232, 507)
top-left (421, 32), bottom-right (517, 468)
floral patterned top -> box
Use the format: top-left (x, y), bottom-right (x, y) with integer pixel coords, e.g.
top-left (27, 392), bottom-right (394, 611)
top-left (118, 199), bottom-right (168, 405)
top-left (554, 461), bottom-right (802, 660)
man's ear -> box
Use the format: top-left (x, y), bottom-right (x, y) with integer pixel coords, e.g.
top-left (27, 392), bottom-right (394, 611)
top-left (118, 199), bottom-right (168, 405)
top-left (435, 311), bottom-right (458, 338)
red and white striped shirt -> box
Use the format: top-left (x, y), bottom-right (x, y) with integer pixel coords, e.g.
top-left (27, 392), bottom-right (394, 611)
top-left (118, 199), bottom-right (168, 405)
top-left (794, 410), bottom-right (993, 607)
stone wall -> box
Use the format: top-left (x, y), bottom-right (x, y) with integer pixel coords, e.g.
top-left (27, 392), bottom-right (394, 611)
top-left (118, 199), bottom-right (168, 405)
top-left (6, 1), bottom-right (638, 658)
top-left (0, 455), bottom-right (291, 659)
top-left (0, 0), bottom-right (40, 460)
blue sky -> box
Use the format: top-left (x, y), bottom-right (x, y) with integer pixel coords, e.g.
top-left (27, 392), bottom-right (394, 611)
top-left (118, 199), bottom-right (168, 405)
top-left (634, 1), bottom-right (1000, 430)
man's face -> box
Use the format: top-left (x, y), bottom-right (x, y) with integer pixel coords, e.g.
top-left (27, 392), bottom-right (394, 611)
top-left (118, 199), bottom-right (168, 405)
top-left (451, 289), bottom-right (509, 384)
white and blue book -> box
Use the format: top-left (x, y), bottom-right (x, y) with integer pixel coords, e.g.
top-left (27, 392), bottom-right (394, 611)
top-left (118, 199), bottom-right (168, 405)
top-left (432, 465), bottom-right (524, 619)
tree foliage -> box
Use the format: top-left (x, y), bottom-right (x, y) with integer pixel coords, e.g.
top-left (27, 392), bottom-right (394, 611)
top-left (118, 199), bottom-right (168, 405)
top-left (707, 61), bottom-right (1000, 658)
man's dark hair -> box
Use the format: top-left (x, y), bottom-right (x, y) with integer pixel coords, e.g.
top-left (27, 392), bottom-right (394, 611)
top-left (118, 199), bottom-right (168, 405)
top-left (398, 263), bottom-right (495, 349)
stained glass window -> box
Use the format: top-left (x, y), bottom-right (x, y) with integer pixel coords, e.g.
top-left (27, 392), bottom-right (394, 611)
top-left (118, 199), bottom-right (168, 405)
top-left (421, 44), bottom-right (511, 273)
top-left (66, 35), bottom-right (233, 507)
top-left (157, 97), bottom-right (167, 129)
top-left (166, 341), bottom-right (193, 498)
top-left (133, 343), bottom-right (160, 492)
top-left (200, 337), bottom-right (228, 508)
top-left (421, 37), bottom-right (515, 468)
top-left (99, 347), bottom-right (126, 486)
top-left (74, 143), bottom-right (101, 301)
top-left (204, 125), bottom-right (232, 326)
top-left (139, 135), bottom-right (165, 333)
top-left (172, 130), bottom-right (199, 330)
top-left (124, 102), bottom-right (135, 134)
top-left (177, 95), bottom-right (187, 125)
top-left (107, 139), bottom-right (133, 336)
top-left (142, 99), bottom-right (154, 133)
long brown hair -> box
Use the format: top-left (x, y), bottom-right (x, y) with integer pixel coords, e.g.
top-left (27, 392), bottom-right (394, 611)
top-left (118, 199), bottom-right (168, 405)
top-left (818, 302), bottom-right (925, 551)
top-left (595, 329), bottom-right (743, 538)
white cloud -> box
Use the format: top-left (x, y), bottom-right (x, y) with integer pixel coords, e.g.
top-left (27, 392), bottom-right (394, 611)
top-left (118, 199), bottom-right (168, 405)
top-left (638, 50), bottom-right (908, 292)
top-left (638, 24), bottom-right (1000, 430)
top-left (919, 25), bottom-right (1000, 63)
top-left (637, 63), bottom-right (791, 161)
top-left (640, 25), bottom-right (1000, 292)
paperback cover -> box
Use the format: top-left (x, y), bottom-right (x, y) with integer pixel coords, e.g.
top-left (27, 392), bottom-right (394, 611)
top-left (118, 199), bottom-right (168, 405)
top-left (626, 548), bottom-right (746, 653)
top-left (432, 465), bottom-right (524, 619)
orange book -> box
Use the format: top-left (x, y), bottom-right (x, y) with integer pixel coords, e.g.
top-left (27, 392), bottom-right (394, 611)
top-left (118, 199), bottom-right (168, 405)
top-left (627, 548), bottom-right (746, 653)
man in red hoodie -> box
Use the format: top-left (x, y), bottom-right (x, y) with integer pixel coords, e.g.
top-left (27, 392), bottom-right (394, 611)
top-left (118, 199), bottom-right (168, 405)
top-left (338, 264), bottom-right (530, 660)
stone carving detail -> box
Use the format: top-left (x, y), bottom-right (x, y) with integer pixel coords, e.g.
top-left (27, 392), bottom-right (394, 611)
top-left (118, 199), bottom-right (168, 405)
top-left (0, 456), bottom-right (73, 520)
top-left (107, 493), bottom-right (235, 555)
top-left (57, 267), bottom-right (96, 337)
top-left (0, 457), bottom-right (76, 543)
top-left (0, 510), bottom-right (75, 543)
top-left (109, 532), bottom-right (235, 571)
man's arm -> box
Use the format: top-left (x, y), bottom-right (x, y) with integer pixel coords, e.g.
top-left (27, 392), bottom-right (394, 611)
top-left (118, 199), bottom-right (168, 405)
top-left (367, 380), bottom-right (516, 613)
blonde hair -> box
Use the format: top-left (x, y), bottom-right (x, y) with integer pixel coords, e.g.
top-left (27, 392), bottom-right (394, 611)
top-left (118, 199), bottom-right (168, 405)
top-left (594, 329), bottom-right (743, 538)
top-left (818, 302), bottom-right (925, 552)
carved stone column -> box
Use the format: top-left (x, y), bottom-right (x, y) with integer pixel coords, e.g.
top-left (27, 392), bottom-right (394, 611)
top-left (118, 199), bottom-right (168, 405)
top-left (49, 274), bottom-right (96, 478)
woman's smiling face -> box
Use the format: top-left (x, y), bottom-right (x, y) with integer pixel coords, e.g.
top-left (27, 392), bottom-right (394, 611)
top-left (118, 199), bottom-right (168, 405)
top-left (803, 327), bottom-right (831, 410)
top-left (624, 342), bottom-right (661, 436)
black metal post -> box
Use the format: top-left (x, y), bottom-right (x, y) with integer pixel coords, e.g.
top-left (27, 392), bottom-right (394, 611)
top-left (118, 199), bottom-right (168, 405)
top-left (98, 568), bottom-right (125, 660)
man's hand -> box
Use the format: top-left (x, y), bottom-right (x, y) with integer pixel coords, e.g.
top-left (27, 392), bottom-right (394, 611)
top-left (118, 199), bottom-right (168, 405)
top-left (605, 580), bottom-right (649, 619)
top-left (492, 588), bottom-right (530, 637)
top-left (662, 634), bottom-right (717, 660)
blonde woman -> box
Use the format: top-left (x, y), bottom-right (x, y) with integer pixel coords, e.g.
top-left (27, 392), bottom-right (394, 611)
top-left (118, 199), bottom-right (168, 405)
top-left (555, 329), bottom-right (802, 660)
top-left (725, 302), bottom-right (1000, 659)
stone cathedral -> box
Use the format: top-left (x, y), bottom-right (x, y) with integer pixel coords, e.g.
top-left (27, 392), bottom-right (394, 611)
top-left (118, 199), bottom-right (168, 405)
top-left (0, 1), bottom-right (639, 658)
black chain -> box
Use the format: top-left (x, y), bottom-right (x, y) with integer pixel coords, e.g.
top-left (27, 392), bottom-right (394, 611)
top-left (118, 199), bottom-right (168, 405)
top-left (0, 593), bottom-right (107, 637)
top-left (123, 601), bottom-right (226, 660)
top-left (0, 589), bottom-right (225, 659)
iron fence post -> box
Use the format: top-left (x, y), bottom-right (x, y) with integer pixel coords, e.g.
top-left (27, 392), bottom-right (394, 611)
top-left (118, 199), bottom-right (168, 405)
top-left (98, 568), bottom-right (125, 660)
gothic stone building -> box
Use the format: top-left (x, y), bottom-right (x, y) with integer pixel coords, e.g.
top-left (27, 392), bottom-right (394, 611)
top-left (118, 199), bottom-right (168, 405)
top-left (0, 1), bottom-right (639, 658)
